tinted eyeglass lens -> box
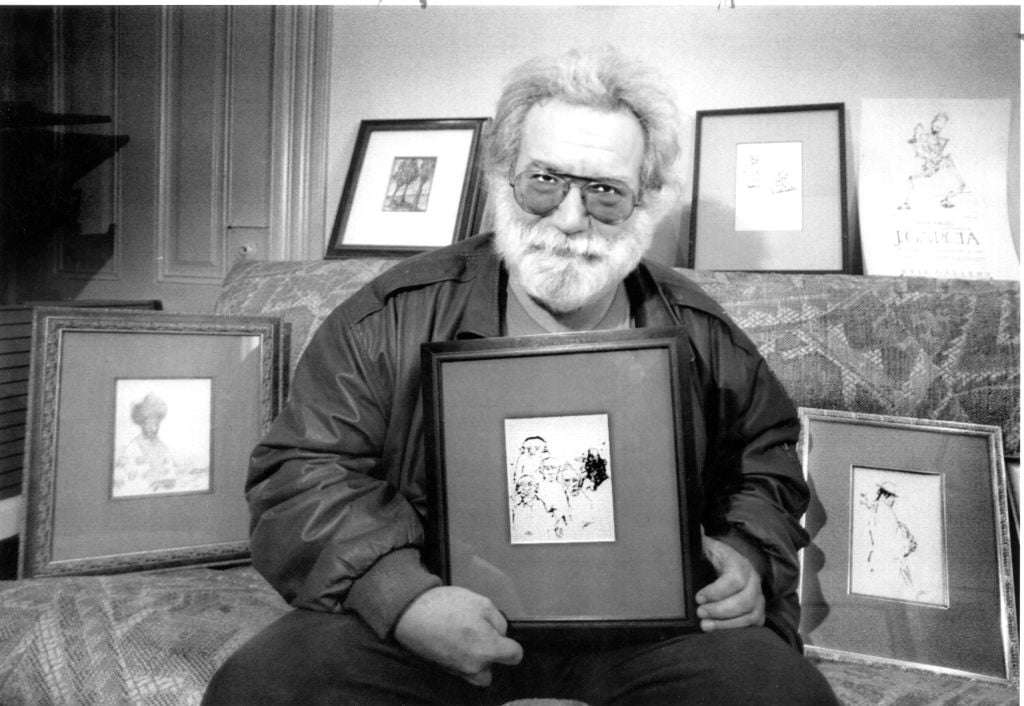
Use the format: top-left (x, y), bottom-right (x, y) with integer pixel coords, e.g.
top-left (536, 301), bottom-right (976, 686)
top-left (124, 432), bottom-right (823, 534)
top-left (584, 184), bottom-right (631, 222)
top-left (520, 173), bottom-right (565, 209)
top-left (512, 171), bottom-right (635, 224)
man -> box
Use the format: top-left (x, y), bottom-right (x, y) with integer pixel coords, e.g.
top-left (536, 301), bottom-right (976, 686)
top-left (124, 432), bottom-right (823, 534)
top-left (204, 47), bottom-right (837, 705)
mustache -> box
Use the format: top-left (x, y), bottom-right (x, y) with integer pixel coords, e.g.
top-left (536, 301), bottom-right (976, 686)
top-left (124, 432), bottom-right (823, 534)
top-left (520, 227), bottom-right (612, 261)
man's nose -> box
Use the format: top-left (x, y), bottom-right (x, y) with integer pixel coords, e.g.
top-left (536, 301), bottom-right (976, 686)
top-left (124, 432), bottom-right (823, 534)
top-left (548, 185), bottom-right (589, 234)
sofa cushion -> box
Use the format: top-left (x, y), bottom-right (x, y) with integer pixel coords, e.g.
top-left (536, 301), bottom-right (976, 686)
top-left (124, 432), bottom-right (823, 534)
top-left (0, 565), bottom-right (1017, 705)
top-left (215, 258), bottom-right (402, 380)
top-left (0, 566), bottom-right (289, 705)
top-left (683, 270), bottom-right (1020, 455)
top-left (218, 260), bottom-right (1019, 455)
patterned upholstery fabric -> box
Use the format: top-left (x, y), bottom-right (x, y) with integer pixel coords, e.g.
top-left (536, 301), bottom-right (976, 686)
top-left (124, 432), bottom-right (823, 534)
top-left (0, 566), bottom-right (289, 705)
top-left (215, 258), bottom-right (403, 381)
top-left (0, 566), bottom-right (1017, 705)
top-left (1, 258), bottom-right (1015, 705)
top-left (683, 270), bottom-right (1019, 456)
top-left (218, 259), bottom-right (1019, 455)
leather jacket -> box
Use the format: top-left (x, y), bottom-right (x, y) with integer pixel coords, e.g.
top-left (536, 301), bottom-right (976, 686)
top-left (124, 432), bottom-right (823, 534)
top-left (247, 233), bottom-right (810, 647)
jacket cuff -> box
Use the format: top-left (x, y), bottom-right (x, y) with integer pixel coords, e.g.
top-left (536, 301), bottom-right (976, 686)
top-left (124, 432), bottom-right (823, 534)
top-left (716, 528), bottom-right (772, 593)
top-left (343, 547), bottom-right (443, 639)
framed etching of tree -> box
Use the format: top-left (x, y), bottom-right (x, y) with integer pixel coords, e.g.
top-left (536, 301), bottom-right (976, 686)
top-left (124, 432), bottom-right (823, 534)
top-left (325, 118), bottom-right (488, 258)
top-left (798, 408), bottom-right (1018, 685)
top-left (421, 327), bottom-right (701, 646)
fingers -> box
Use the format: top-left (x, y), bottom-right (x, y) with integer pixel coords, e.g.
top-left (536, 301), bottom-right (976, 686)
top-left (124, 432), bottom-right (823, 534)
top-left (456, 634), bottom-right (522, 687)
top-left (394, 586), bottom-right (524, 688)
top-left (697, 585), bottom-right (765, 630)
top-left (696, 535), bottom-right (766, 632)
top-left (460, 603), bottom-right (523, 683)
top-left (462, 669), bottom-right (494, 687)
top-left (700, 611), bottom-right (764, 632)
top-left (481, 603), bottom-right (524, 663)
top-left (695, 567), bottom-right (746, 605)
top-left (492, 636), bottom-right (524, 666)
top-left (482, 603), bottom-right (509, 635)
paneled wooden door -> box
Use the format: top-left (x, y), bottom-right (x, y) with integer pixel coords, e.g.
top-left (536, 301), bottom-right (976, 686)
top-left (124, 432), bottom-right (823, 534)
top-left (15, 6), bottom-right (329, 312)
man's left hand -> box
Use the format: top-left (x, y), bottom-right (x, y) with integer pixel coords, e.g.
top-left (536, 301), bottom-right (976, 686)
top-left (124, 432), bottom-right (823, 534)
top-left (695, 534), bottom-right (766, 632)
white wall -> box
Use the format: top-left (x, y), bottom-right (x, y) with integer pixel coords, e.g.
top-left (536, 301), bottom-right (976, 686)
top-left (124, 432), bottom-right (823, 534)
top-left (325, 4), bottom-right (1020, 268)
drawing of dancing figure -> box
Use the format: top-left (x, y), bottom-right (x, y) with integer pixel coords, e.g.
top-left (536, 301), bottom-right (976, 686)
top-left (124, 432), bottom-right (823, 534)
top-left (859, 482), bottom-right (918, 590)
top-left (897, 111), bottom-right (967, 210)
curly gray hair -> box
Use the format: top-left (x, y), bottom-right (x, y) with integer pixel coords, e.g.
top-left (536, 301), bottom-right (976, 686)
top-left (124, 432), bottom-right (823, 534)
top-left (483, 46), bottom-right (682, 196)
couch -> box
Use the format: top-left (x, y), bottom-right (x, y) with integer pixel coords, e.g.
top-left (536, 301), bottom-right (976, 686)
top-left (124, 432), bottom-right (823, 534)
top-left (0, 255), bottom-right (1018, 705)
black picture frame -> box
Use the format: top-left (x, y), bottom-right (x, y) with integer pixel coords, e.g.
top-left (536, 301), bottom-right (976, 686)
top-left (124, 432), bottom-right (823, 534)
top-left (421, 327), bottom-right (701, 646)
top-left (688, 103), bottom-right (849, 273)
top-left (325, 118), bottom-right (489, 258)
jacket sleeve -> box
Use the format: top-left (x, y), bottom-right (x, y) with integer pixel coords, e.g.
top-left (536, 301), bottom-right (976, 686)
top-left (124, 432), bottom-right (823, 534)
top-left (245, 305), bottom-right (440, 637)
top-left (691, 311), bottom-right (810, 641)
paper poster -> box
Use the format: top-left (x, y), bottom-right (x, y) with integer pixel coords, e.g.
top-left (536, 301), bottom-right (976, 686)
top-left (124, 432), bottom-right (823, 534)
top-left (858, 99), bottom-right (1019, 280)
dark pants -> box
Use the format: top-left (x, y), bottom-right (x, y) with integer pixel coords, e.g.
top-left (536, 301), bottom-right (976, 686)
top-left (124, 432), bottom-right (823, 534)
top-left (203, 609), bottom-right (839, 706)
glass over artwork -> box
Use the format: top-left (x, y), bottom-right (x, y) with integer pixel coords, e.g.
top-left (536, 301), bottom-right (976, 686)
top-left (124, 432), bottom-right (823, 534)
top-left (112, 377), bottom-right (212, 498)
top-left (504, 414), bottom-right (615, 545)
top-left (383, 157), bottom-right (437, 212)
top-left (798, 408), bottom-right (1017, 684)
top-left (421, 328), bottom-right (701, 642)
top-left (848, 466), bottom-right (948, 608)
top-left (734, 141), bottom-right (803, 231)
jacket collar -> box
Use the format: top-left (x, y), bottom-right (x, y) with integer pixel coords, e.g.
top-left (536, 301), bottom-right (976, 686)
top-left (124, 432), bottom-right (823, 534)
top-left (453, 237), bottom-right (505, 339)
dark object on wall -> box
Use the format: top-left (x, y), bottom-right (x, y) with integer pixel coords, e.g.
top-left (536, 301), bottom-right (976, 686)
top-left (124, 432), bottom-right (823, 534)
top-left (0, 102), bottom-right (129, 304)
top-left (0, 535), bottom-right (16, 580)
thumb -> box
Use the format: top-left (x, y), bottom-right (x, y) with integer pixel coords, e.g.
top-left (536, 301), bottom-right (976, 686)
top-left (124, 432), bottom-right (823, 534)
top-left (702, 534), bottom-right (728, 570)
top-left (492, 636), bottom-right (524, 666)
top-left (482, 605), bottom-right (523, 666)
top-left (463, 669), bottom-right (494, 688)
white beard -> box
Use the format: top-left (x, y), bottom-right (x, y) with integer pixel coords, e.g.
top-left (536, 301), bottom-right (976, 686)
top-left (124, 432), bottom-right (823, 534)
top-left (491, 184), bottom-right (655, 314)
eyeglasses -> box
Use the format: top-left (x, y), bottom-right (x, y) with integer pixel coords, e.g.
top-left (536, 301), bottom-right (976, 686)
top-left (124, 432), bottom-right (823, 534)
top-left (509, 168), bottom-right (641, 225)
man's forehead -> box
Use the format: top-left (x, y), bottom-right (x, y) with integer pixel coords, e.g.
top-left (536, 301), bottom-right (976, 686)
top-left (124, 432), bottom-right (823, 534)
top-left (517, 100), bottom-right (644, 184)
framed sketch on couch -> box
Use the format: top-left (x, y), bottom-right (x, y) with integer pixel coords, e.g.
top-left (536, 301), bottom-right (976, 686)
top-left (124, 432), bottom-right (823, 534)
top-left (421, 328), bottom-right (702, 645)
top-left (798, 408), bottom-right (1019, 685)
top-left (19, 308), bottom-right (284, 578)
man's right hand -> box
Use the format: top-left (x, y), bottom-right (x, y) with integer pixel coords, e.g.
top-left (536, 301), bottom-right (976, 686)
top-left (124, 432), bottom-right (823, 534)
top-left (393, 585), bottom-right (524, 687)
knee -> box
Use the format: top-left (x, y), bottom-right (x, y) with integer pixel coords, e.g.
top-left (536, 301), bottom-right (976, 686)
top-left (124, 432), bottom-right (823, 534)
top-left (201, 653), bottom-right (246, 706)
top-left (201, 610), bottom-right (349, 706)
top-left (202, 647), bottom-right (266, 706)
top-left (704, 629), bottom-right (838, 705)
top-left (202, 633), bottom-right (303, 706)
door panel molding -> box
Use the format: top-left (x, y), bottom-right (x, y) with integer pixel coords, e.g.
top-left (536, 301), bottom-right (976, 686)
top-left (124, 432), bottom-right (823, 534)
top-left (271, 6), bottom-right (331, 261)
top-left (156, 6), bottom-right (230, 283)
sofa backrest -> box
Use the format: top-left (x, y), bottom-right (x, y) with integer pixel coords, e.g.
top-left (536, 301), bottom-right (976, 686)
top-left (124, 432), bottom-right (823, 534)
top-left (216, 258), bottom-right (1020, 456)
